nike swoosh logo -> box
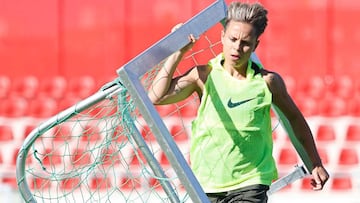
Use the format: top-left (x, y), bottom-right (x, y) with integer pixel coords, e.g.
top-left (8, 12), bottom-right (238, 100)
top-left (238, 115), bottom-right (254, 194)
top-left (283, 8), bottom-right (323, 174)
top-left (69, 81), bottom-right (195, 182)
top-left (227, 97), bottom-right (256, 108)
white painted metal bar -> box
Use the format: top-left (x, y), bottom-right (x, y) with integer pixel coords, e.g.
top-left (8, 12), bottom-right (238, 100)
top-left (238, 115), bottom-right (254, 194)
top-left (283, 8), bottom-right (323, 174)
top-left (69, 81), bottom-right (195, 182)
top-left (117, 1), bottom-right (227, 202)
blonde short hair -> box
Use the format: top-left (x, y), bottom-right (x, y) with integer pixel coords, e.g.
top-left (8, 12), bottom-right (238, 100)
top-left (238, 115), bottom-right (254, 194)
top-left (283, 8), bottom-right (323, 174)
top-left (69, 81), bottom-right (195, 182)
top-left (223, 2), bottom-right (268, 38)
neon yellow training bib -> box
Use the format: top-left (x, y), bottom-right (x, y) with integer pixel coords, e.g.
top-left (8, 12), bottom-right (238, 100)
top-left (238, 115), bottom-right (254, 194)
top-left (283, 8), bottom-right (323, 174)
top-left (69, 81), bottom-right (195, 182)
top-left (191, 53), bottom-right (278, 193)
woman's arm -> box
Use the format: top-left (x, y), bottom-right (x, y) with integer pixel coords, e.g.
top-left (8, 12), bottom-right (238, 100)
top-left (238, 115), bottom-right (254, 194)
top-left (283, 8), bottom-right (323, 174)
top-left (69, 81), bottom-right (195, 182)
top-left (148, 30), bottom-right (199, 105)
top-left (264, 70), bottom-right (330, 190)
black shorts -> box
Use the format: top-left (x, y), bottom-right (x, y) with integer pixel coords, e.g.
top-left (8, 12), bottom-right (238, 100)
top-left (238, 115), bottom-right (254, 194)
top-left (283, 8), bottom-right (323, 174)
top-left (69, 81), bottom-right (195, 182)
top-left (206, 184), bottom-right (269, 203)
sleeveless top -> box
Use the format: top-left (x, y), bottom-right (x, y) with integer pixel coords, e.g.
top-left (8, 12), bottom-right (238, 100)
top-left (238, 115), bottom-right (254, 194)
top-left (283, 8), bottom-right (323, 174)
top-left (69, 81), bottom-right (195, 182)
top-left (190, 53), bottom-right (278, 193)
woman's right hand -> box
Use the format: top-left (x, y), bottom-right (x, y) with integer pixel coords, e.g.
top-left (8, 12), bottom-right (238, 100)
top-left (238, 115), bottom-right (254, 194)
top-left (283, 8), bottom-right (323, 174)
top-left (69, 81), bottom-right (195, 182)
top-left (171, 23), bottom-right (197, 54)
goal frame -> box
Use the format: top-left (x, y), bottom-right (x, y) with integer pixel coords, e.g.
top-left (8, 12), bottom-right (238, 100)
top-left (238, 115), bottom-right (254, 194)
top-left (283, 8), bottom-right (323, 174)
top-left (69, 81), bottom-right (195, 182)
top-left (116, 1), bottom-right (227, 202)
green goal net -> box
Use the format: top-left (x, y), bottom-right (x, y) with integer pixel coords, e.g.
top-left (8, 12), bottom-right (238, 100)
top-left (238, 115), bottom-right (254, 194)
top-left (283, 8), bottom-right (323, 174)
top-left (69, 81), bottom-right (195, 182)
top-left (18, 81), bottom-right (189, 202)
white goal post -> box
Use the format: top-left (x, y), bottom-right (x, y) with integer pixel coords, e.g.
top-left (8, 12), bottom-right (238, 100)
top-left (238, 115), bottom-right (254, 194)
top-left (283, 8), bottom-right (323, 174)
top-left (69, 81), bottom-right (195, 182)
top-left (117, 1), bottom-right (227, 202)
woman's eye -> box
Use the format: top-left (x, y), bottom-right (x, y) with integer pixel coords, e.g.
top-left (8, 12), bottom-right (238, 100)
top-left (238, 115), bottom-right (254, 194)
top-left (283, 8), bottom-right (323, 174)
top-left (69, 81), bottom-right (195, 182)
top-left (240, 40), bottom-right (250, 46)
top-left (230, 37), bottom-right (237, 42)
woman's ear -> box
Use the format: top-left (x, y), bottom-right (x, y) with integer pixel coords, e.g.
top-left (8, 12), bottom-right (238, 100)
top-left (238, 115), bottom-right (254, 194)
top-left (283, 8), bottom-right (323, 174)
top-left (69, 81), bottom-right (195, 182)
top-left (221, 29), bottom-right (225, 44)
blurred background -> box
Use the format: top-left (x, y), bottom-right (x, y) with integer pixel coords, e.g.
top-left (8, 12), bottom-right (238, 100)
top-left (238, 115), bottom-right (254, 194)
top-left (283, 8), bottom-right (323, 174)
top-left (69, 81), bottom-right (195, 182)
top-left (0, 0), bottom-right (359, 202)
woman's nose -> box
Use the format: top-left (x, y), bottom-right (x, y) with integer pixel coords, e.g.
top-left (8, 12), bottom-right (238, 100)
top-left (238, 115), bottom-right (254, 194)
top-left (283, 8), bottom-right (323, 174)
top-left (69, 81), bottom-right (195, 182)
top-left (233, 40), bottom-right (242, 51)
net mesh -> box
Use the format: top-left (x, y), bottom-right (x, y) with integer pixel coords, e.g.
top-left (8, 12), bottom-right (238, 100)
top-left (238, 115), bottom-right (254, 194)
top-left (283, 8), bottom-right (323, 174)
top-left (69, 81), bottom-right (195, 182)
top-left (20, 23), bottom-right (224, 203)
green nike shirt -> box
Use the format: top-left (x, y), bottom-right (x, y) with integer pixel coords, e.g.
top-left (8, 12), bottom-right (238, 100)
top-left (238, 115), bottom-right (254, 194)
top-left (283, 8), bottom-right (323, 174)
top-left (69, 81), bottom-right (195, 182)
top-left (190, 53), bottom-right (278, 193)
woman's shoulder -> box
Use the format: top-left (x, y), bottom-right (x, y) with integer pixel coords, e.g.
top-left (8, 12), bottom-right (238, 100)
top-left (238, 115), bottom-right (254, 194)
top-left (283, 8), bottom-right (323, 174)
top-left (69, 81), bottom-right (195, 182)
top-left (260, 69), bottom-right (287, 95)
top-left (260, 69), bottom-right (282, 82)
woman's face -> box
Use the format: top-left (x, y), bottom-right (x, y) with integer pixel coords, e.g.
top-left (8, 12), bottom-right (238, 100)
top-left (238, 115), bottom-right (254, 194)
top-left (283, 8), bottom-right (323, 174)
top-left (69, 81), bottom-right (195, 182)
top-left (221, 20), bottom-right (259, 69)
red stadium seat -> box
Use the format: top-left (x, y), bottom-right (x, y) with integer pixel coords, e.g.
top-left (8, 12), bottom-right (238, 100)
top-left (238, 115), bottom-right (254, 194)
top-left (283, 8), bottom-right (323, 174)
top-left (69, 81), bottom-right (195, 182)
top-left (347, 97), bottom-right (360, 116)
top-left (0, 124), bottom-right (14, 142)
top-left (90, 176), bottom-right (112, 190)
top-left (129, 149), bottom-right (147, 166)
top-left (12, 75), bottom-right (39, 99)
top-left (170, 124), bottom-right (188, 142)
top-left (30, 177), bottom-right (51, 190)
top-left (0, 75), bottom-right (11, 99)
top-left (52, 125), bottom-right (72, 142)
top-left (298, 76), bottom-right (326, 100)
top-left (316, 124), bottom-right (336, 142)
top-left (39, 75), bottom-right (67, 100)
top-left (100, 147), bottom-right (120, 166)
top-left (81, 124), bottom-right (102, 142)
top-left (28, 96), bottom-right (58, 118)
top-left (331, 176), bottom-right (353, 191)
top-left (278, 147), bottom-right (298, 166)
top-left (140, 126), bottom-right (156, 141)
top-left (159, 152), bottom-right (169, 166)
top-left (271, 130), bottom-right (278, 141)
top-left (155, 104), bottom-right (177, 117)
top-left (0, 96), bottom-right (28, 117)
top-left (41, 148), bottom-right (62, 166)
top-left (67, 76), bottom-right (96, 98)
top-left (148, 177), bottom-right (162, 191)
top-left (294, 97), bottom-right (319, 117)
top-left (119, 176), bottom-right (142, 191)
top-left (319, 97), bottom-right (347, 117)
top-left (23, 124), bottom-right (37, 140)
top-left (1, 177), bottom-right (18, 189)
top-left (112, 126), bottom-right (128, 143)
top-left (338, 148), bottom-right (359, 166)
top-left (71, 148), bottom-right (91, 166)
top-left (179, 101), bottom-right (198, 118)
top-left (60, 177), bottom-right (81, 190)
top-left (329, 75), bottom-right (354, 99)
top-left (345, 124), bottom-right (360, 143)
